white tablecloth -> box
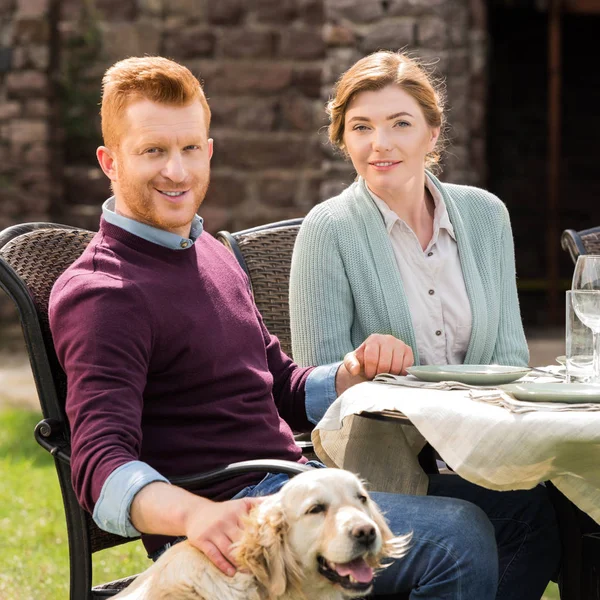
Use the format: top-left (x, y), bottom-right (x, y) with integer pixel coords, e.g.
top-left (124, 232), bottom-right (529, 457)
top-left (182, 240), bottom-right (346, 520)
top-left (312, 380), bottom-right (600, 525)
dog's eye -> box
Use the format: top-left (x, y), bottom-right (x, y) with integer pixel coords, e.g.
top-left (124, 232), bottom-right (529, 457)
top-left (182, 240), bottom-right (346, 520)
top-left (358, 494), bottom-right (368, 504)
top-left (306, 503), bottom-right (326, 515)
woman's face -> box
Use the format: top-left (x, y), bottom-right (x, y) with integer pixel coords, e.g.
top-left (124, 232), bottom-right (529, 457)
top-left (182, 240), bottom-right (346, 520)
top-left (343, 85), bottom-right (439, 195)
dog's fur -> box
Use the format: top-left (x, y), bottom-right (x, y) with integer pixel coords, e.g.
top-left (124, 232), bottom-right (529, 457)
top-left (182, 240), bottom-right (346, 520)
top-left (113, 469), bottom-right (411, 600)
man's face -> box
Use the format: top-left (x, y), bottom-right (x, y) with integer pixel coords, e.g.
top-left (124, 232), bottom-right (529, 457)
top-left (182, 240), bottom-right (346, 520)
top-left (99, 99), bottom-right (213, 237)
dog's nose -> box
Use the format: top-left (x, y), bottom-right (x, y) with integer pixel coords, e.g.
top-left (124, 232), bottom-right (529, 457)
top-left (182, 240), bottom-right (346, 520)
top-left (351, 524), bottom-right (376, 547)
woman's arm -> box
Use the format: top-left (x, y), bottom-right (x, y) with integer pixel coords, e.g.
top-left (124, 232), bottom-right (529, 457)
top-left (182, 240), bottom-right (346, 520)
top-left (289, 207), bottom-right (356, 367)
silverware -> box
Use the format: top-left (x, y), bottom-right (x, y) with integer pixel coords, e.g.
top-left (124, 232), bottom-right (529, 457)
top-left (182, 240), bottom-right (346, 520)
top-left (528, 367), bottom-right (567, 380)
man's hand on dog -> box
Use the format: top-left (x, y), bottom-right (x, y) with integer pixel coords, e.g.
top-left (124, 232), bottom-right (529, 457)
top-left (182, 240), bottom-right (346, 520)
top-left (336, 333), bottom-right (414, 395)
top-left (130, 482), bottom-right (264, 577)
top-left (185, 497), bottom-right (264, 576)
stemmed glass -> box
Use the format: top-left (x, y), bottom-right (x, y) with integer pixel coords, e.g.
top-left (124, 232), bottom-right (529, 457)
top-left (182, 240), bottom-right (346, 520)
top-left (571, 255), bottom-right (600, 384)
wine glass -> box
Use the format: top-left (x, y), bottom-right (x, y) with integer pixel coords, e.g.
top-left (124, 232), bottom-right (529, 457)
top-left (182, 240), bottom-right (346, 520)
top-left (571, 255), bottom-right (600, 384)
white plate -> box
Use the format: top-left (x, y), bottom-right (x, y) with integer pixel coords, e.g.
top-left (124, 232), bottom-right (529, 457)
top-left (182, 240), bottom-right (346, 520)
top-left (407, 365), bottom-right (531, 386)
top-left (500, 383), bottom-right (600, 403)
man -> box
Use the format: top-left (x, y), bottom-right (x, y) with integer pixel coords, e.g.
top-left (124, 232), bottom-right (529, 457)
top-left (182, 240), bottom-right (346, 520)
top-left (49, 56), bottom-right (555, 598)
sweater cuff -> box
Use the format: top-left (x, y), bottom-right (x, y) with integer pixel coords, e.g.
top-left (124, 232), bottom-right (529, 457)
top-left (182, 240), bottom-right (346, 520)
top-left (93, 460), bottom-right (169, 538)
top-left (305, 362), bottom-right (341, 424)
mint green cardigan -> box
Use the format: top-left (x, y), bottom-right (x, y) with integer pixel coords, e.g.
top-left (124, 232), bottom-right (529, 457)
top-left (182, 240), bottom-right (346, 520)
top-left (289, 173), bottom-right (529, 368)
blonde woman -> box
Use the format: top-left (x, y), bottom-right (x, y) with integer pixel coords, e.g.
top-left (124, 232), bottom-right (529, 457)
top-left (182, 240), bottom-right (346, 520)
top-left (289, 51), bottom-right (560, 600)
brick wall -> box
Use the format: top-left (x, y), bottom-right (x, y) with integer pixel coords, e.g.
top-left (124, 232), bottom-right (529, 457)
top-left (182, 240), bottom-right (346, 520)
top-left (0, 0), bottom-right (489, 323)
top-left (322, 0), bottom-right (488, 198)
top-left (1, 0), bottom-right (488, 234)
top-left (187, 0), bottom-right (327, 231)
top-left (0, 0), bottom-right (59, 229)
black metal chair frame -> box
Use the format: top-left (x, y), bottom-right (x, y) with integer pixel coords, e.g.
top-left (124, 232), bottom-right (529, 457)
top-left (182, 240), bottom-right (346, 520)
top-left (0, 222), bottom-right (313, 599)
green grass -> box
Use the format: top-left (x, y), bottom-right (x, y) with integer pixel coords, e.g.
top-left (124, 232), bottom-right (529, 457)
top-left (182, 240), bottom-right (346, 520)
top-left (0, 408), bottom-right (151, 600)
top-left (0, 407), bottom-right (561, 599)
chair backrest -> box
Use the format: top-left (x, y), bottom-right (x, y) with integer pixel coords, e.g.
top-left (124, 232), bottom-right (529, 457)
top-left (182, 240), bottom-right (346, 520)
top-left (216, 218), bottom-right (303, 358)
top-left (0, 223), bottom-right (136, 599)
top-left (561, 226), bottom-right (600, 265)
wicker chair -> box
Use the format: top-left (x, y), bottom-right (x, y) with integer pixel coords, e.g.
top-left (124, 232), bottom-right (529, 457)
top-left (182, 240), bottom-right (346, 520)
top-left (0, 222), bottom-right (312, 600)
top-left (216, 218), bottom-right (303, 358)
top-left (561, 226), bottom-right (600, 265)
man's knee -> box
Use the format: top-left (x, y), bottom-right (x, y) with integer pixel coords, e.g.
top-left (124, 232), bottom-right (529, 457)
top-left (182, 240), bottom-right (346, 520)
top-left (376, 493), bottom-right (498, 571)
top-left (374, 495), bottom-right (498, 597)
top-left (438, 498), bottom-right (497, 558)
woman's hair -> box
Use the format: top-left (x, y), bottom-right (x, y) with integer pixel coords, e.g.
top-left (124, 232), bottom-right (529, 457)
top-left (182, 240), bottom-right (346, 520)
top-left (100, 56), bottom-right (211, 148)
top-left (326, 51), bottom-right (446, 170)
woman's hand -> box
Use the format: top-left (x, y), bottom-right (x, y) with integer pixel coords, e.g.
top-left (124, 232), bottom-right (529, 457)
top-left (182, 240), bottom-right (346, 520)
top-left (335, 334), bottom-right (414, 395)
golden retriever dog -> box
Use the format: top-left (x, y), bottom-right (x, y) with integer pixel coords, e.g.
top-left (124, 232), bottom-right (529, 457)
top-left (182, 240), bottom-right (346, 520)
top-left (114, 468), bottom-right (411, 600)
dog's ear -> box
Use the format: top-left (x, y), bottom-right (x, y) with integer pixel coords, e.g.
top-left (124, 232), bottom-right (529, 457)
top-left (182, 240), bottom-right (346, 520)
top-left (235, 500), bottom-right (303, 599)
top-left (368, 497), bottom-right (412, 561)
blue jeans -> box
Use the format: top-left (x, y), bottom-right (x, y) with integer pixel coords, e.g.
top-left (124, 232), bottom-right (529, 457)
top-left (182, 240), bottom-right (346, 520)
top-left (152, 463), bottom-right (560, 600)
top-left (427, 474), bottom-right (560, 600)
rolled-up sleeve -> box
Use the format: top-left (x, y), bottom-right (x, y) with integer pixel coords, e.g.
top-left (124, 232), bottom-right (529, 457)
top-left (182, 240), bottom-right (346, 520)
top-left (92, 460), bottom-right (169, 537)
top-left (304, 362), bottom-right (341, 424)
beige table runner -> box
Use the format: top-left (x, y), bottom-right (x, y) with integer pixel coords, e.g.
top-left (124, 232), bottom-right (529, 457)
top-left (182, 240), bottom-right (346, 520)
top-left (312, 380), bottom-right (600, 524)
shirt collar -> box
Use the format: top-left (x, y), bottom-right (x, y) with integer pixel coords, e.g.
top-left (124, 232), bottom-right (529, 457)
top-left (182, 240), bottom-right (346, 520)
top-left (102, 196), bottom-right (204, 250)
top-left (366, 174), bottom-right (456, 241)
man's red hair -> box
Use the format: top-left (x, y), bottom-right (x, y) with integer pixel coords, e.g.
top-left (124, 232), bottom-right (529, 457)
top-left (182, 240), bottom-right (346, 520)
top-left (100, 56), bottom-right (211, 148)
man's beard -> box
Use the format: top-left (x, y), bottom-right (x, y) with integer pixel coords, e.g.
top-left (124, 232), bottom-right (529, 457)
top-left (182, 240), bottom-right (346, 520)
top-left (117, 170), bottom-right (210, 232)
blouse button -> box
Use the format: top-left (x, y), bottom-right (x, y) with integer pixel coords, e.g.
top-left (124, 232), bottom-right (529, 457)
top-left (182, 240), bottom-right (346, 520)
top-left (428, 289), bottom-right (435, 295)
top-left (435, 330), bottom-right (442, 336)
top-left (427, 251), bottom-right (434, 257)
top-left (180, 240), bottom-right (189, 248)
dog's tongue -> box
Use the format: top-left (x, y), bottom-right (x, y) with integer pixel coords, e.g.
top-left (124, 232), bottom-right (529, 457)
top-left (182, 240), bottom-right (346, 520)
top-left (333, 558), bottom-right (373, 583)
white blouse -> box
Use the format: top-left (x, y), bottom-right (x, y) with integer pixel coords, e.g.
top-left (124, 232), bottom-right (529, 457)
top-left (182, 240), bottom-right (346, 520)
top-left (368, 176), bottom-right (472, 365)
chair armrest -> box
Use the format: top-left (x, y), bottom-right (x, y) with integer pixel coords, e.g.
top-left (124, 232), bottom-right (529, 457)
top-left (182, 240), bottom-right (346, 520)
top-left (293, 431), bottom-right (314, 452)
top-left (295, 440), bottom-right (314, 450)
top-left (170, 460), bottom-right (314, 490)
top-left (34, 418), bottom-right (71, 465)
top-left (34, 418), bottom-right (314, 489)
top-left (561, 229), bottom-right (586, 265)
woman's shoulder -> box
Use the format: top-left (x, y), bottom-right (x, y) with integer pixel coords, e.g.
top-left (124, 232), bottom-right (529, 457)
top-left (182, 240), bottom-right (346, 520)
top-left (303, 181), bottom-right (364, 229)
top-left (437, 179), bottom-right (509, 221)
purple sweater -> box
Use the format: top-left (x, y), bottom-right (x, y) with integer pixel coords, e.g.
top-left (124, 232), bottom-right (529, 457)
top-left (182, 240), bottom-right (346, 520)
top-left (49, 219), bottom-right (313, 519)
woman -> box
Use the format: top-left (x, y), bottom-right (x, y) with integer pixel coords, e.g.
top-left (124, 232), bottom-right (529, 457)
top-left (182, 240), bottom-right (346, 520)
top-left (290, 51), bottom-right (528, 372)
top-left (289, 51), bottom-right (559, 600)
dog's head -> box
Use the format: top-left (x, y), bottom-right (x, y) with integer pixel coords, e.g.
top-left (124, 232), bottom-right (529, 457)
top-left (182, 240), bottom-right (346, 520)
top-left (235, 469), bottom-right (411, 599)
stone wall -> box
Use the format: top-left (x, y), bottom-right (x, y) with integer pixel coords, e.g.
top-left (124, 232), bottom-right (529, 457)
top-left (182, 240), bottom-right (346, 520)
top-left (0, 0), bottom-right (489, 323)
top-left (0, 0), bottom-right (60, 229)
top-left (54, 0), bottom-right (330, 233)
top-left (186, 0), bottom-right (327, 231)
top-left (321, 0), bottom-right (488, 197)
top-left (0, 0), bottom-right (60, 322)
top-left (1, 0), bottom-right (488, 234)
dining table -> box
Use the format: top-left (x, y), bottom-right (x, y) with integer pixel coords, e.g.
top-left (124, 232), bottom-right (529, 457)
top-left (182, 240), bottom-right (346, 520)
top-left (311, 368), bottom-right (600, 526)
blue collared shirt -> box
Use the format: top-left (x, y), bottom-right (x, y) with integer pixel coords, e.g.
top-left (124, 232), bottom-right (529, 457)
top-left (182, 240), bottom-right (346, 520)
top-left (94, 200), bottom-right (340, 536)
top-left (102, 197), bottom-right (204, 249)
